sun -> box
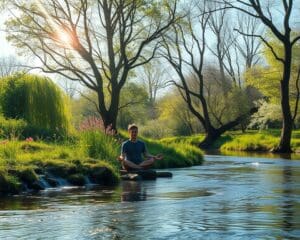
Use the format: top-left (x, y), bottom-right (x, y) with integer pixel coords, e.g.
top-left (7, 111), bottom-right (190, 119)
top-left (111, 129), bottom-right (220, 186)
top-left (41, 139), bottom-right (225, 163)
top-left (56, 30), bottom-right (73, 46)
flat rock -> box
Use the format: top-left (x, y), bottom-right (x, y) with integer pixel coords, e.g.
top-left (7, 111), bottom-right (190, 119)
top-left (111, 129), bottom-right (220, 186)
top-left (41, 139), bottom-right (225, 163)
top-left (120, 169), bottom-right (172, 180)
top-left (121, 174), bottom-right (142, 181)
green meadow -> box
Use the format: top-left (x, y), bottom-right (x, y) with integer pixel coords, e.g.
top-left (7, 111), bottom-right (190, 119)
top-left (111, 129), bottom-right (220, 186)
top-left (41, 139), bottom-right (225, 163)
top-left (160, 130), bottom-right (300, 153)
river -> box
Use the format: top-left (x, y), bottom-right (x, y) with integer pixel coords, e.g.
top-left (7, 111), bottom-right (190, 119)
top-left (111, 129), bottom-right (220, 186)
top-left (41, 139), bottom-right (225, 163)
top-left (0, 154), bottom-right (300, 239)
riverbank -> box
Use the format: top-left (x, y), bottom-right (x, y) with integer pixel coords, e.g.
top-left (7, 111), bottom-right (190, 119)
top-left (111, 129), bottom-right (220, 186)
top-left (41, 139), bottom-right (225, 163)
top-left (0, 140), bottom-right (119, 195)
top-left (160, 129), bottom-right (300, 153)
top-left (0, 132), bottom-right (204, 195)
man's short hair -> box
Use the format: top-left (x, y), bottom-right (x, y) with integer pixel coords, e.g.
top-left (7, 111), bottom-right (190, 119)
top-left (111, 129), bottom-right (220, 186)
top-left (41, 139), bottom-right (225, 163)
top-left (128, 123), bottom-right (138, 131)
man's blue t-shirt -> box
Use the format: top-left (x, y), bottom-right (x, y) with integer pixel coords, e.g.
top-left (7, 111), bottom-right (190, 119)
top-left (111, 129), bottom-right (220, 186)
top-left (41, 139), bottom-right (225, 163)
top-left (121, 140), bottom-right (146, 165)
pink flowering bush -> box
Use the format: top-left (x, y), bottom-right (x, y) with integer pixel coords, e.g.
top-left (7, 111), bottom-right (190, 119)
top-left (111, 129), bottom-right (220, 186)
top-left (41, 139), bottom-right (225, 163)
top-left (78, 116), bottom-right (116, 135)
top-left (78, 117), bottom-right (121, 167)
top-left (25, 137), bottom-right (34, 142)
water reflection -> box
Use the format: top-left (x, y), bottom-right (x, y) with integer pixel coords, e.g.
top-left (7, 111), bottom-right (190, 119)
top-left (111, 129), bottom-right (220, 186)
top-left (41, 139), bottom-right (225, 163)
top-left (0, 155), bottom-right (300, 239)
top-left (206, 149), bottom-right (300, 160)
top-left (121, 181), bottom-right (147, 202)
top-left (281, 164), bottom-right (295, 231)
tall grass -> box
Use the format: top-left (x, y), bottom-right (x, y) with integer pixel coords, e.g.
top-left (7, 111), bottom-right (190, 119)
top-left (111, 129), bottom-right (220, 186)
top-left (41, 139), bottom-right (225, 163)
top-left (126, 133), bottom-right (204, 169)
top-left (79, 130), bottom-right (120, 168)
top-left (0, 140), bottom-right (18, 169)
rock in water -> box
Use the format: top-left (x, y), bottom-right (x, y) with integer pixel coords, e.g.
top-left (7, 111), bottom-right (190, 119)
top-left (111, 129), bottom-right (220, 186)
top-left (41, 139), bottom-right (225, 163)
top-left (120, 169), bottom-right (172, 180)
top-left (156, 172), bottom-right (173, 178)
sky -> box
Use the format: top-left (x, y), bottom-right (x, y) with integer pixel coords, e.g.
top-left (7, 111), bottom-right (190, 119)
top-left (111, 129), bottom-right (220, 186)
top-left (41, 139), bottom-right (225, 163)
top-left (0, 13), bottom-right (16, 57)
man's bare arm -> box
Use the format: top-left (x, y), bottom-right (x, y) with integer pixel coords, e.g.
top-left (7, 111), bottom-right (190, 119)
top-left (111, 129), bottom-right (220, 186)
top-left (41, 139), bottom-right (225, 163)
top-left (144, 152), bottom-right (163, 160)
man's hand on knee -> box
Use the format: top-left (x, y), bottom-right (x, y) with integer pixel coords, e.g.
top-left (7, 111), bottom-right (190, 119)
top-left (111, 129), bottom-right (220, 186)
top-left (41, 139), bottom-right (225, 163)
top-left (154, 154), bottom-right (163, 160)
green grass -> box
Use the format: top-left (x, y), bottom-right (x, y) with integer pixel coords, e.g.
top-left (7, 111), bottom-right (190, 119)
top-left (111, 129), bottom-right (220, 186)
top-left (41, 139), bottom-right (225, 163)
top-left (118, 130), bottom-right (204, 169)
top-left (80, 130), bottom-right (120, 169)
top-left (0, 134), bottom-right (120, 195)
top-left (145, 138), bottom-right (203, 168)
top-left (159, 135), bottom-right (205, 146)
top-left (220, 130), bottom-right (300, 152)
top-left (0, 129), bottom-right (204, 195)
top-left (159, 129), bottom-right (300, 152)
top-left (220, 133), bottom-right (278, 151)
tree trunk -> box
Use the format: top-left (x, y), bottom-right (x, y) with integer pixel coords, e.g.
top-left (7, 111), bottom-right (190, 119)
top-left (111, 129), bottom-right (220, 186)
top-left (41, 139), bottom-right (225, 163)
top-left (272, 44), bottom-right (293, 153)
top-left (98, 88), bottom-right (120, 132)
top-left (272, 77), bottom-right (293, 153)
top-left (199, 107), bottom-right (258, 149)
top-left (199, 127), bottom-right (221, 149)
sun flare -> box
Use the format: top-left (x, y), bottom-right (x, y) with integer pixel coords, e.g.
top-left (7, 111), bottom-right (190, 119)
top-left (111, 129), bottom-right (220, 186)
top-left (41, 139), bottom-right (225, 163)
top-left (57, 30), bottom-right (73, 46)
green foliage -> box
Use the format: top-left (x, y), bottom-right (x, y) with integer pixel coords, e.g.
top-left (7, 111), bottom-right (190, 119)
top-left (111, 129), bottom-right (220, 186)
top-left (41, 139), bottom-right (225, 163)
top-left (142, 90), bottom-right (199, 138)
top-left (117, 129), bottom-right (204, 168)
top-left (245, 34), bottom-right (300, 104)
top-left (0, 115), bottom-right (27, 139)
top-left (0, 139), bottom-right (120, 195)
top-left (139, 119), bottom-right (175, 138)
top-left (117, 82), bottom-right (149, 129)
top-left (0, 173), bottom-right (22, 195)
top-left (80, 130), bottom-right (120, 167)
top-left (137, 135), bottom-right (204, 168)
top-left (70, 90), bottom-right (99, 128)
top-left (71, 82), bottom-right (149, 130)
top-left (163, 130), bottom-right (300, 152)
top-left (159, 135), bottom-right (205, 146)
top-left (220, 133), bottom-right (279, 151)
top-left (226, 87), bottom-right (252, 119)
top-left (0, 73), bottom-right (72, 138)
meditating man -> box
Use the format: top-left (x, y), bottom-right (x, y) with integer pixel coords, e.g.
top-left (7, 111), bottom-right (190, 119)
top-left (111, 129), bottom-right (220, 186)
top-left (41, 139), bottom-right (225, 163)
top-left (118, 124), bottom-right (163, 171)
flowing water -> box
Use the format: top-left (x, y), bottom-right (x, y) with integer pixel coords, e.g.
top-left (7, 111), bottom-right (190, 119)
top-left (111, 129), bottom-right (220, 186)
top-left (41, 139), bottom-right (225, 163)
top-left (0, 154), bottom-right (300, 239)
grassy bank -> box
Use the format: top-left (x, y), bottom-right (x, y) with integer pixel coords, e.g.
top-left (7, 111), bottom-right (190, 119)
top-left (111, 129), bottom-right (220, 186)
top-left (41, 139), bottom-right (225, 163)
top-left (0, 130), bottom-right (204, 195)
top-left (219, 130), bottom-right (300, 152)
top-left (143, 137), bottom-right (203, 168)
top-left (118, 130), bottom-right (204, 169)
top-left (0, 139), bottom-right (120, 195)
top-left (160, 130), bottom-right (300, 152)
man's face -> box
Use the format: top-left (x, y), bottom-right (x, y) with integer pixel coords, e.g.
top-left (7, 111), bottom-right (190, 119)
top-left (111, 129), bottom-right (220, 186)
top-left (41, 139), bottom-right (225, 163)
top-left (129, 128), bottom-right (138, 140)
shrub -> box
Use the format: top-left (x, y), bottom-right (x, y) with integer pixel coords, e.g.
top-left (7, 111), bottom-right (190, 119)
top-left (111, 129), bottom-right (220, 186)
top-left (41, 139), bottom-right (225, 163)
top-left (0, 115), bottom-right (27, 139)
top-left (0, 73), bottom-right (72, 138)
top-left (0, 173), bottom-right (22, 194)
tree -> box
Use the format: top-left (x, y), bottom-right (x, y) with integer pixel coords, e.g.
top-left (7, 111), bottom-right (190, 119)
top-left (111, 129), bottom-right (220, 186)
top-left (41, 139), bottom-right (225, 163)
top-left (70, 82), bottom-right (149, 130)
top-left (222, 0), bottom-right (300, 152)
top-left (139, 61), bottom-right (170, 104)
top-left (207, 3), bottom-right (262, 89)
top-left (0, 56), bottom-right (24, 77)
top-left (6, 0), bottom-right (177, 130)
top-left (248, 100), bottom-right (282, 129)
top-left (0, 73), bottom-right (71, 137)
top-left (161, 0), bottom-right (257, 148)
top-left (117, 82), bottom-right (149, 129)
top-left (246, 37), bottom-right (300, 130)
top-left (137, 60), bottom-right (170, 119)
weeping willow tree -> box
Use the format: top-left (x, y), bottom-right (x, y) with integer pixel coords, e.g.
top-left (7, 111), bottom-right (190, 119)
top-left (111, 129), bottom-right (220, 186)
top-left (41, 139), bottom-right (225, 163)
top-left (0, 73), bottom-right (71, 137)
